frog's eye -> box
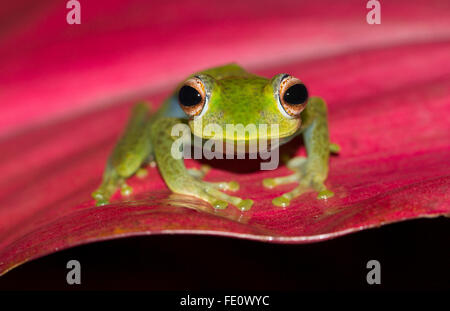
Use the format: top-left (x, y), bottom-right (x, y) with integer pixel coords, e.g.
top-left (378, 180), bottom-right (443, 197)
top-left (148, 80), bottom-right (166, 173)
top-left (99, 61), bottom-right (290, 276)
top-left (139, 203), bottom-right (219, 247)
top-left (278, 75), bottom-right (308, 117)
top-left (178, 77), bottom-right (206, 117)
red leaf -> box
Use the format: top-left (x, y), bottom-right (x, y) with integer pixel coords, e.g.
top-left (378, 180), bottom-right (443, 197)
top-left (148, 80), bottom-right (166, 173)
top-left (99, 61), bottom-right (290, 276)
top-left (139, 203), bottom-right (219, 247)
top-left (0, 0), bottom-right (449, 275)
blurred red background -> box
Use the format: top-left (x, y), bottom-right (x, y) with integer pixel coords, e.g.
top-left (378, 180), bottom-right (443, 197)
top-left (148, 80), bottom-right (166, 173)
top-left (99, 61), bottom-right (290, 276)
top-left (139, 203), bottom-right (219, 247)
top-left (0, 0), bottom-right (449, 276)
top-left (1, 0), bottom-right (449, 135)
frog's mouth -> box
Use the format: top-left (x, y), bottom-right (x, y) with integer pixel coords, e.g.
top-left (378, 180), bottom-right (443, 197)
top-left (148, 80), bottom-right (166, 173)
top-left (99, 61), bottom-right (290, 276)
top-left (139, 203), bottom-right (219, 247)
top-left (189, 134), bottom-right (297, 155)
top-left (190, 124), bottom-right (300, 142)
top-left (187, 119), bottom-right (301, 154)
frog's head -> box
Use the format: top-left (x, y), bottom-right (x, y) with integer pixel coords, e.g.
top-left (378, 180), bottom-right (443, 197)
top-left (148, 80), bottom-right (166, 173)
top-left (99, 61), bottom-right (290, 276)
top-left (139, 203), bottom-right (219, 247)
top-left (176, 64), bottom-right (308, 143)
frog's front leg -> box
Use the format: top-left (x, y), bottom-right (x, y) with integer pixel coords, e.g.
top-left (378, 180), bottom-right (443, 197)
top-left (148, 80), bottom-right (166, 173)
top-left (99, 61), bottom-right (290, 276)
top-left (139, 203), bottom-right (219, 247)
top-left (263, 96), bottom-right (337, 207)
top-left (187, 165), bottom-right (240, 192)
top-left (151, 117), bottom-right (253, 211)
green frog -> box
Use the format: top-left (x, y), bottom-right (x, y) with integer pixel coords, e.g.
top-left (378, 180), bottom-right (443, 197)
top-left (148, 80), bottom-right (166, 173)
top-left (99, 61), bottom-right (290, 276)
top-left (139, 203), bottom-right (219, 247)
top-left (92, 64), bottom-right (339, 210)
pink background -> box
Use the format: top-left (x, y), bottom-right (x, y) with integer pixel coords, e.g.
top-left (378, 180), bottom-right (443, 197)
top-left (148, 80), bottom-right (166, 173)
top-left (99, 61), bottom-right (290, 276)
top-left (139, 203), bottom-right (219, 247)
top-left (0, 0), bottom-right (449, 275)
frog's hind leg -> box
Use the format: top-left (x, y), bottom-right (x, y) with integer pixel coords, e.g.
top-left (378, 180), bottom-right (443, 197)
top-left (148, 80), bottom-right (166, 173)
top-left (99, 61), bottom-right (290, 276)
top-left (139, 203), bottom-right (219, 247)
top-left (92, 102), bottom-right (153, 206)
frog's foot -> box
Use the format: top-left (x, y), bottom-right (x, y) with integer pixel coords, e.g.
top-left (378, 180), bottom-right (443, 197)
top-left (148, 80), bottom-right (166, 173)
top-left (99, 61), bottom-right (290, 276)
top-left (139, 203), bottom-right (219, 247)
top-left (92, 181), bottom-right (133, 206)
top-left (329, 142), bottom-right (341, 154)
top-left (188, 165), bottom-right (240, 192)
top-left (92, 187), bottom-right (112, 207)
top-left (136, 167), bottom-right (149, 179)
top-left (120, 182), bottom-right (133, 196)
top-left (206, 180), bottom-right (240, 192)
top-left (263, 156), bottom-right (334, 207)
top-left (184, 179), bottom-right (252, 211)
top-left (187, 165), bottom-right (211, 179)
top-left (92, 170), bottom-right (132, 206)
top-left (136, 157), bottom-right (158, 179)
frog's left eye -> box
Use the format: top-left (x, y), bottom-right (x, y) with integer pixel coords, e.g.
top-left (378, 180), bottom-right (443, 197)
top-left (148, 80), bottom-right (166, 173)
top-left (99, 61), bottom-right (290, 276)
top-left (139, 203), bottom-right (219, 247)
top-left (178, 77), bottom-right (206, 117)
top-left (278, 76), bottom-right (308, 117)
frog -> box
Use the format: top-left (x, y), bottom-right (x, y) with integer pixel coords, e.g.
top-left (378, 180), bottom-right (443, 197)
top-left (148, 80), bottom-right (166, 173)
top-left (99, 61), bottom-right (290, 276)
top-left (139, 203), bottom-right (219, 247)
top-left (92, 64), bottom-right (339, 210)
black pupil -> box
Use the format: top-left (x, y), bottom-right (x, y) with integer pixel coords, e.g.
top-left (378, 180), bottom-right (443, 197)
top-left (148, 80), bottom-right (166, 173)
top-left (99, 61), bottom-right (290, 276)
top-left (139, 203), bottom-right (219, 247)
top-left (283, 84), bottom-right (308, 105)
top-left (179, 85), bottom-right (202, 107)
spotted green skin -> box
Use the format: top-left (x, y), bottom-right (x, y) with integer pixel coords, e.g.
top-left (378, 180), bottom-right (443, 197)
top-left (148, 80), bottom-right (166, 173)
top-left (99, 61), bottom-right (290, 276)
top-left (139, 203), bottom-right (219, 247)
top-left (92, 64), bottom-right (338, 210)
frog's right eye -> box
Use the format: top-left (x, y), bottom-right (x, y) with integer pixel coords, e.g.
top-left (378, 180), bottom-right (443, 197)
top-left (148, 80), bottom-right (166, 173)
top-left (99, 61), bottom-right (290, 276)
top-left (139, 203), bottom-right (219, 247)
top-left (277, 75), bottom-right (308, 118)
top-left (178, 77), bottom-right (206, 117)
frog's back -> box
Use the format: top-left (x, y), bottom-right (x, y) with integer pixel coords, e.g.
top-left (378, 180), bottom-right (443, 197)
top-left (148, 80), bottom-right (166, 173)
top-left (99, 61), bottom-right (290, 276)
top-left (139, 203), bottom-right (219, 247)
top-left (194, 63), bottom-right (257, 80)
